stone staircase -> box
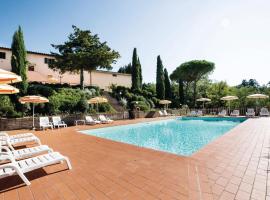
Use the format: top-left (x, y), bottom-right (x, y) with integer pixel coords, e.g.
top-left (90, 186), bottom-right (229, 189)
top-left (102, 91), bottom-right (124, 112)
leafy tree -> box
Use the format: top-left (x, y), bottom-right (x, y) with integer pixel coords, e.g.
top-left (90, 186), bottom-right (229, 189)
top-left (156, 55), bottom-right (165, 99)
top-left (118, 63), bottom-right (132, 74)
top-left (238, 79), bottom-right (260, 88)
top-left (50, 25), bottom-right (120, 89)
top-left (11, 26), bottom-right (28, 94)
top-left (170, 67), bottom-right (191, 104)
top-left (164, 68), bottom-right (172, 99)
top-left (178, 79), bottom-right (185, 104)
top-left (206, 81), bottom-right (229, 107)
top-left (178, 60), bottom-right (215, 106)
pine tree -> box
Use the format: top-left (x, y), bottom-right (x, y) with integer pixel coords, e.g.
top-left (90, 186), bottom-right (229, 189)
top-left (156, 55), bottom-right (165, 99)
top-left (178, 79), bottom-right (185, 104)
top-left (164, 68), bottom-right (172, 99)
top-left (137, 57), bottom-right (142, 89)
top-left (131, 48), bottom-right (140, 90)
top-left (11, 26), bottom-right (28, 94)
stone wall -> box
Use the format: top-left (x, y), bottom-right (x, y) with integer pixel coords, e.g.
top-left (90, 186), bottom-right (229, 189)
top-left (0, 112), bottom-right (129, 131)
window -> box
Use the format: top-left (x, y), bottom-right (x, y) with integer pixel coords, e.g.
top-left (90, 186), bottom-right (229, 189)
top-left (0, 52), bottom-right (6, 59)
top-left (28, 65), bottom-right (35, 71)
top-left (44, 58), bottom-right (54, 64)
top-left (112, 74), bottom-right (117, 77)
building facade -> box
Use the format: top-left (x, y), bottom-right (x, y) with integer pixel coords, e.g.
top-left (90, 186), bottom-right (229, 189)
top-left (0, 47), bottom-right (131, 91)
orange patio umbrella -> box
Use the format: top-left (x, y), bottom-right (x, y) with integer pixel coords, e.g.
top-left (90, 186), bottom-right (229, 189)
top-left (0, 68), bottom-right (22, 84)
top-left (19, 95), bottom-right (49, 130)
top-left (0, 84), bottom-right (19, 94)
top-left (88, 97), bottom-right (108, 113)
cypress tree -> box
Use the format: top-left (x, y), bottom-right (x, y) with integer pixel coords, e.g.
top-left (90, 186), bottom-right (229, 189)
top-left (131, 48), bottom-right (140, 90)
top-left (11, 26), bottom-right (28, 94)
top-left (156, 55), bottom-right (165, 99)
top-left (164, 68), bottom-right (172, 99)
top-left (137, 57), bottom-right (142, 89)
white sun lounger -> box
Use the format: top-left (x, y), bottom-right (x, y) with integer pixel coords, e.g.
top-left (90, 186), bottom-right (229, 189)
top-left (163, 110), bottom-right (174, 116)
top-left (218, 110), bottom-right (227, 117)
top-left (260, 107), bottom-right (270, 117)
top-left (99, 115), bottom-right (113, 123)
top-left (85, 116), bottom-right (101, 125)
top-left (197, 110), bottom-right (203, 116)
top-left (246, 108), bottom-right (255, 117)
top-left (52, 116), bottom-right (67, 128)
top-left (0, 132), bottom-right (35, 140)
top-left (0, 152), bottom-right (72, 185)
top-left (40, 117), bottom-right (53, 130)
top-left (158, 111), bottom-right (164, 117)
top-left (0, 144), bottom-right (52, 161)
top-left (187, 110), bottom-right (197, 117)
top-left (230, 110), bottom-right (240, 117)
top-left (0, 136), bottom-right (41, 151)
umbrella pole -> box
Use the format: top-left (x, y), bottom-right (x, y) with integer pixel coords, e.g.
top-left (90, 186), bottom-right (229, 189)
top-left (229, 101), bottom-right (230, 114)
top-left (32, 103), bottom-right (35, 130)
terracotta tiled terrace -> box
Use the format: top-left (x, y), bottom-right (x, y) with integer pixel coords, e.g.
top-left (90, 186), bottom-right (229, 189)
top-left (1, 117), bottom-right (270, 200)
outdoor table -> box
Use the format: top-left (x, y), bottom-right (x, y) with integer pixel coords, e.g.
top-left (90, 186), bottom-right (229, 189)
top-left (75, 120), bottom-right (85, 126)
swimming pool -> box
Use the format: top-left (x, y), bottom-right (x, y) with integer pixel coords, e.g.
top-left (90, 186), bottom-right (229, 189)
top-left (80, 117), bottom-right (246, 156)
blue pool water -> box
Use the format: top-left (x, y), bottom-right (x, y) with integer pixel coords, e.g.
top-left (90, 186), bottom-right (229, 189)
top-left (80, 117), bottom-right (246, 156)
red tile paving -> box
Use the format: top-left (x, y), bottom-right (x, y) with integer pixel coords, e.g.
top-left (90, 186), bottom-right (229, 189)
top-left (1, 117), bottom-right (270, 199)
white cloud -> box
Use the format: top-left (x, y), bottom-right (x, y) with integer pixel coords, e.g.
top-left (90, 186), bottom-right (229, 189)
top-left (220, 18), bottom-right (231, 29)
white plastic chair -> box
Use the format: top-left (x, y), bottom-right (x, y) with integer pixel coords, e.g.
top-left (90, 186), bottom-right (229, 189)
top-left (197, 110), bottom-right (203, 116)
top-left (39, 117), bottom-right (53, 130)
top-left (187, 110), bottom-right (197, 117)
top-left (52, 116), bottom-right (67, 128)
top-left (246, 108), bottom-right (255, 117)
top-left (260, 108), bottom-right (269, 117)
top-left (218, 110), bottom-right (227, 117)
top-left (230, 110), bottom-right (240, 117)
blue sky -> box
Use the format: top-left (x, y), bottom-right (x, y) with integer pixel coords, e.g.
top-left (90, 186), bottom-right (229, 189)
top-left (1, 0), bottom-right (270, 86)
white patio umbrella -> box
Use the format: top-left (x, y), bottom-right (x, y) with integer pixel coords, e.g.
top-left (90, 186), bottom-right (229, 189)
top-left (247, 94), bottom-right (269, 99)
top-left (159, 100), bottom-right (172, 109)
top-left (221, 96), bottom-right (239, 113)
top-left (0, 69), bottom-right (22, 84)
top-left (19, 95), bottom-right (49, 130)
top-left (196, 98), bottom-right (211, 108)
top-left (247, 94), bottom-right (269, 111)
top-left (88, 96), bottom-right (108, 113)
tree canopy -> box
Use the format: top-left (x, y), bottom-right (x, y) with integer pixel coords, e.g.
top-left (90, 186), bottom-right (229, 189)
top-left (170, 60), bottom-right (215, 106)
top-left (50, 25), bottom-right (120, 89)
top-left (118, 63), bottom-right (132, 74)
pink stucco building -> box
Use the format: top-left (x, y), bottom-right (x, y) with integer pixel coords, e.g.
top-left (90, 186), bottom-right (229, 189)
top-left (0, 47), bottom-right (131, 91)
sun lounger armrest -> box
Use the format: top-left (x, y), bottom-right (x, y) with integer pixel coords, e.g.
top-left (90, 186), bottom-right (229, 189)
top-left (0, 145), bottom-right (11, 153)
top-left (0, 132), bottom-right (8, 137)
top-left (0, 153), bottom-right (15, 162)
